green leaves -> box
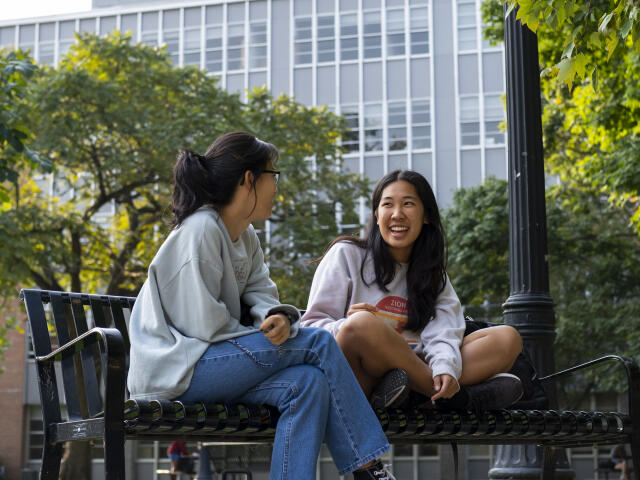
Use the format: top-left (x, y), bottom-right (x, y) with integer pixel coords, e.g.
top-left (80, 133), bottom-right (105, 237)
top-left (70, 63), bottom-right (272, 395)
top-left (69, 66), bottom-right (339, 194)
top-left (491, 0), bottom-right (640, 90)
top-left (445, 179), bottom-right (640, 377)
top-left (0, 50), bottom-right (46, 203)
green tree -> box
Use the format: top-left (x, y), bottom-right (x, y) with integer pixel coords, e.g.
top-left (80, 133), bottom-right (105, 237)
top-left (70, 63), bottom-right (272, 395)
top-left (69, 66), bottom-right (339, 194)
top-left (489, 0), bottom-right (640, 88)
top-left (445, 179), bottom-right (640, 385)
top-left (482, 0), bottom-right (640, 235)
top-left (444, 177), bottom-right (510, 308)
top-left (0, 49), bottom-right (49, 203)
top-left (0, 33), bottom-right (367, 478)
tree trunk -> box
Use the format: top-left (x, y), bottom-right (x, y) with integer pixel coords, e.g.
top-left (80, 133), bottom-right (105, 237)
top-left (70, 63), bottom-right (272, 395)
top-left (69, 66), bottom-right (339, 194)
top-left (59, 440), bottom-right (92, 480)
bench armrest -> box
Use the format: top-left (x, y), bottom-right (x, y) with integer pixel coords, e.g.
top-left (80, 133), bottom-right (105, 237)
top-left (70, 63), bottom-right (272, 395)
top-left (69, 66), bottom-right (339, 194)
top-left (540, 355), bottom-right (640, 422)
top-left (36, 327), bottom-right (127, 429)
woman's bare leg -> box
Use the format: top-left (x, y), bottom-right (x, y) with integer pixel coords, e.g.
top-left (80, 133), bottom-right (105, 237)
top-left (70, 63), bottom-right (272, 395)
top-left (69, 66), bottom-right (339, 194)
top-left (458, 325), bottom-right (522, 386)
top-left (336, 311), bottom-right (436, 397)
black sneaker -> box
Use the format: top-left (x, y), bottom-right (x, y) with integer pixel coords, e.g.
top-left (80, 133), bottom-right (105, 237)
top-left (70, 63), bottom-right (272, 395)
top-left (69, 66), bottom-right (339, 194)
top-left (353, 460), bottom-right (396, 480)
top-left (465, 373), bottom-right (524, 411)
top-left (370, 369), bottom-right (410, 409)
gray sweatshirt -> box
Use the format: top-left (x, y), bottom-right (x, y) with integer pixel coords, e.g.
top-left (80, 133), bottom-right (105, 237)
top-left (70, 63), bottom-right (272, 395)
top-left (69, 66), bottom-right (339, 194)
top-left (301, 241), bottom-right (465, 381)
top-left (127, 207), bottom-right (299, 401)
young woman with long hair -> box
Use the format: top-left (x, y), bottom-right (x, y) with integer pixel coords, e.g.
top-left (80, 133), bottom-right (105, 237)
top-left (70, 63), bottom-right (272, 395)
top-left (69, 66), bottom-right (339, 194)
top-left (302, 170), bottom-right (524, 411)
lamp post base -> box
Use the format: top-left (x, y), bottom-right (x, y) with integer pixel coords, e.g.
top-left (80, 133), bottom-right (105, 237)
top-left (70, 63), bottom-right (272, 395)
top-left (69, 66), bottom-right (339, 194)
top-left (489, 445), bottom-right (575, 480)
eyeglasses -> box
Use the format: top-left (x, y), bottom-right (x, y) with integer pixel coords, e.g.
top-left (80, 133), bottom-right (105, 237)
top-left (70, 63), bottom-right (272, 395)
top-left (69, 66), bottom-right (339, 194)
top-left (262, 169), bottom-right (281, 185)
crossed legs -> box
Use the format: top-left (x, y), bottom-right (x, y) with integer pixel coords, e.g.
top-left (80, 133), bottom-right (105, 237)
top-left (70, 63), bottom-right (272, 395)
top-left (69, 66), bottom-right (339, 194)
top-left (335, 311), bottom-right (522, 399)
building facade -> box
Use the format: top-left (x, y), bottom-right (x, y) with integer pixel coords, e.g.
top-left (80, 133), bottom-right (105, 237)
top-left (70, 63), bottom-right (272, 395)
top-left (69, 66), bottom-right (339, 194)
top-left (0, 0), bottom-right (621, 479)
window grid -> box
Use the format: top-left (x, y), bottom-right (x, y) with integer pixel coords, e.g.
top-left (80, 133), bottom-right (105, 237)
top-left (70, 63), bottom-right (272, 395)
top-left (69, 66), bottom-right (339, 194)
top-left (339, 12), bottom-right (358, 61)
top-left (386, 7), bottom-right (404, 57)
top-left (226, 20), bottom-right (244, 71)
top-left (387, 101), bottom-right (407, 151)
top-left (205, 5), bottom-right (224, 72)
top-left (316, 14), bottom-right (335, 63)
top-left (362, 9), bottom-right (381, 59)
top-left (162, 9), bottom-right (180, 65)
top-left (249, 19), bottom-right (268, 69)
top-left (294, 15), bottom-right (312, 64)
top-left (183, 7), bottom-right (202, 67)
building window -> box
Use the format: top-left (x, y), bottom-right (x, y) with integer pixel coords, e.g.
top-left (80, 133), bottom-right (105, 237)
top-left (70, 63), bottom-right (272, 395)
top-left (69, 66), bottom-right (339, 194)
top-left (388, 101), bottom-right (407, 151)
top-left (0, 26), bottom-right (15, 48)
top-left (58, 21), bottom-right (75, 58)
top-left (340, 13), bottom-right (358, 61)
top-left (386, 8), bottom-right (405, 57)
top-left (363, 10), bottom-right (381, 59)
top-left (364, 103), bottom-right (383, 152)
top-left (457, 0), bottom-right (477, 51)
top-left (141, 11), bottom-right (158, 46)
top-left (249, 24), bottom-right (267, 69)
top-left (18, 24), bottom-right (35, 53)
top-left (412, 98), bottom-right (431, 149)
top-left (205, 5), bottom-right (223, 72)
top-left (294, 16), bottom-right (312, 64)
top-left (460, 95), bottom-right (480, 146)
top-left (120, 13), bottom-right (138, 40)
top-left (28, 415), bottom-right (44, 461)
top-left (183, 7), bottom-right (202, 67)
top-left (227, 23), bottom-right (244, 71)
top-left (100, 16), bottom-right (116, 36)
top-left (38, 23), bottom-right (55, 65)
top-left (79, 18), bottom-right (97, 34)
top-left (410, 4), bottom-right (429, 54)
top-left (317, 14), bottom-right (335, 63)
top-left (484, 94), bottom-right (504, 145)
top-left (342, 105), bottom-right (359, 152)
top-left (162, 9), bottom-right (180, 65)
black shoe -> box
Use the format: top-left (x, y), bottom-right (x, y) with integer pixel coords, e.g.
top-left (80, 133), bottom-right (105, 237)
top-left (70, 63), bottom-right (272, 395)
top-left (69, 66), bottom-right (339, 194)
top-left (370, 369), bottom-right (410, 409)
top-left (434, 387), bottom-right (471, 410)
top-left (465, 373), bottom-right (524, 411)
top-left (353, 460), bottom-right (396, 480)
top-left (435, 373), bottom-right (523, 412)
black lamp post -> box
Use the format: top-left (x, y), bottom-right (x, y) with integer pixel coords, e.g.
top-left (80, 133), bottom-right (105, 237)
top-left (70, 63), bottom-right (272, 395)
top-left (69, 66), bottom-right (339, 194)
top-left (488, 5), bottom-right (574, 479)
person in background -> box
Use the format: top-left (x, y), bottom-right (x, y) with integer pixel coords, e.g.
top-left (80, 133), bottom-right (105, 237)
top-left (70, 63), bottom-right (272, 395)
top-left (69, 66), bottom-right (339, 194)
top-left (302, 170), bottom-right (524, 412)
top-left (167, 441), bottom-right (188, 480)
top-left (127, 132), bottom-right (395, 480)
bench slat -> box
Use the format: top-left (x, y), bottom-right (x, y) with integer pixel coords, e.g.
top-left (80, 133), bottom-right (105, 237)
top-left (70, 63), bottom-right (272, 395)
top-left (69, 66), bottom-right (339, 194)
top-left (108, 297), bottom-right (131, 352)
top-left (50, 293), bottom-right (83, 421)
top-left (70, 295), bottom-right (103, 418)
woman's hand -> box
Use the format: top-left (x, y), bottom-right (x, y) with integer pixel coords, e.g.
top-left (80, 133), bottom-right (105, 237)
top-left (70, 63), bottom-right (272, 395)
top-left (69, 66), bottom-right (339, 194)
top-left (430, 374), bottom-right (459, 401)
top-left (347, 302), bottom-right (378, 317)
top-left (260, 313), bottom-right (291, 346)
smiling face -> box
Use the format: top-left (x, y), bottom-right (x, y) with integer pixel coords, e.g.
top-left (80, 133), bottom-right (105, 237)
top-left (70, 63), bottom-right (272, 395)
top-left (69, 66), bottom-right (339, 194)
top-left (375, 179), bottom-right (427, 263)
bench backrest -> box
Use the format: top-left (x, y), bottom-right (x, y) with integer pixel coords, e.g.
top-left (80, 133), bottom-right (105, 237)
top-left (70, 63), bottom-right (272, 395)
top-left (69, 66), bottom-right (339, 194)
top-left (21, 289), bottom-right (135, 421)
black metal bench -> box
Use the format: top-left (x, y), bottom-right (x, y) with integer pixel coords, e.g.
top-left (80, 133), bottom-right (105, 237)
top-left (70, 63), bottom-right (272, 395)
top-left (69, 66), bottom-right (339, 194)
top-left (21, 288), bottom-right (640, 480)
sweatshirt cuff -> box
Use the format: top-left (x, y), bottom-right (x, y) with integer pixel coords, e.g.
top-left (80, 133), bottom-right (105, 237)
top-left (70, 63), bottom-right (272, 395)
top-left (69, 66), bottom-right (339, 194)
top-left (267, 304), bottom-right (300, 338)
top-left (430, 358), bottom-right (461, 385)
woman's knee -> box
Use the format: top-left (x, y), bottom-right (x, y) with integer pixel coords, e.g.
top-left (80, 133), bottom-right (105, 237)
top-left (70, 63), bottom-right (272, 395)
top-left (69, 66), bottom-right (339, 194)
top-left (337, 311), bottom-right (390, 349)
top-left (492, 325), bottom-right (523, 361)
top-left (290, 365), bottom-right (330, 400)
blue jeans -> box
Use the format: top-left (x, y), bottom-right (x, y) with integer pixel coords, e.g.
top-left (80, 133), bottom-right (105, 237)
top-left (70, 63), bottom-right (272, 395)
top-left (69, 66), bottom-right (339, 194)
top-left (177, 328), bottom-right (390, 479)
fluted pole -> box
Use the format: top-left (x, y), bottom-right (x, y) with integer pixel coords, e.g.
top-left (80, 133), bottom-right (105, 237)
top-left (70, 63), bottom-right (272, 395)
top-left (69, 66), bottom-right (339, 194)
top-left (488, 4), bottom-right (574, 479)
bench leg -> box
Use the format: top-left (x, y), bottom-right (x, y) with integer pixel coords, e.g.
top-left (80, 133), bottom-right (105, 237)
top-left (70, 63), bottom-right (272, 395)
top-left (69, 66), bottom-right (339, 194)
top-left (541, 447), bottom-right (557, 480)
top-left (103, 428), bottom-right (125, 480)
top-left (39, 442), bottom-right (63, 480)
top-left (631, 434), bottom-right (640, 480)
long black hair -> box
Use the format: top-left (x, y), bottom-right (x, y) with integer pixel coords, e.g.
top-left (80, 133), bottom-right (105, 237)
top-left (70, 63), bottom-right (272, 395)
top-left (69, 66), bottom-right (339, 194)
top-left (171, 131), bottom-right (279, 228)
top-left (327, 170), bottom-right (447, 332)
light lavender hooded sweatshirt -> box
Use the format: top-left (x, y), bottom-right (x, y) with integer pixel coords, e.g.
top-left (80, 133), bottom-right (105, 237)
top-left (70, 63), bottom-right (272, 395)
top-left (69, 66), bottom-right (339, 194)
top-left (301, 241), bottom-right (465, 381)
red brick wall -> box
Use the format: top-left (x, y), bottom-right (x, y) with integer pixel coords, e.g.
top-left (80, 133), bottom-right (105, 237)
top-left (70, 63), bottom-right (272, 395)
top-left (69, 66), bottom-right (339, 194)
top-left (0, 302), bottom-right (27, 480)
